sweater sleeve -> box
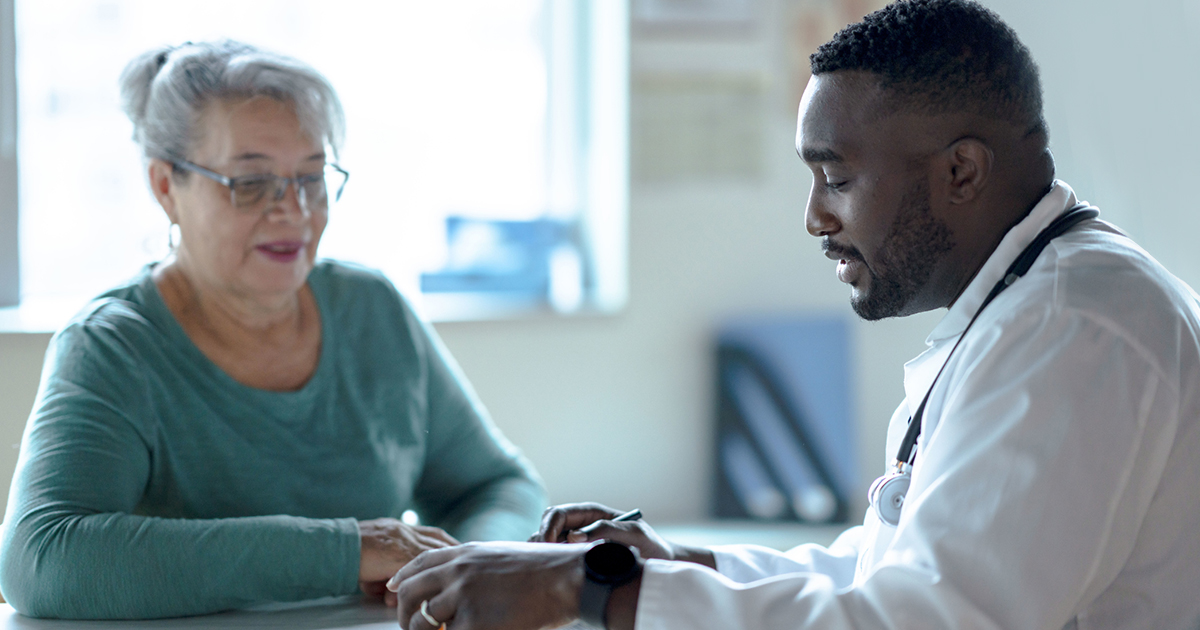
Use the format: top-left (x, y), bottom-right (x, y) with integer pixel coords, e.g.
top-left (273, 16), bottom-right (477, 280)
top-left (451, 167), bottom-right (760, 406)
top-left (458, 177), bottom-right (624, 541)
top-left (0, 310), bottom-right (362, 619)
top-left (407, 313), bottom-right (547, 543)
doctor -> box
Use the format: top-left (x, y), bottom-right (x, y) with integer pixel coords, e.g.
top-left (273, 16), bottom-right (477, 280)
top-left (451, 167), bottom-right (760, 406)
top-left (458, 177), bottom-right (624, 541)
top-left (388, 0), bottom-right (1200, 628)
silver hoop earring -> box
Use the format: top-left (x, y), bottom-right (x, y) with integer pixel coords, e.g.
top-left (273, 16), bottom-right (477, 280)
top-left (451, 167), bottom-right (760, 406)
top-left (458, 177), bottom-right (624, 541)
top-left (168, 223), bottom-right (182, 250)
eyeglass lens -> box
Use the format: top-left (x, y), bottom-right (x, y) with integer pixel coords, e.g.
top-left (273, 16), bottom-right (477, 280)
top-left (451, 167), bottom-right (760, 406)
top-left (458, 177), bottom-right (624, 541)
top-left (229, 166), bottom-right (344, 213)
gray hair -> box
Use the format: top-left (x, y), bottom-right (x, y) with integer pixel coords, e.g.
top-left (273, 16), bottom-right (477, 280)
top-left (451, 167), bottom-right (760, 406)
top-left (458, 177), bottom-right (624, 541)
top-left (119, 40), bottom-right (345, 165)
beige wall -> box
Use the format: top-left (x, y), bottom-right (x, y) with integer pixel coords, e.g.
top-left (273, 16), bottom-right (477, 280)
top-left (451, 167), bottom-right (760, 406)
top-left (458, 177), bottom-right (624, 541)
top-left (428, 0), bottom-right (1200, 521)
top-left (0, 333), bottom-right (50, 508)
top-left (3, 0), bottom-right (1200, 524)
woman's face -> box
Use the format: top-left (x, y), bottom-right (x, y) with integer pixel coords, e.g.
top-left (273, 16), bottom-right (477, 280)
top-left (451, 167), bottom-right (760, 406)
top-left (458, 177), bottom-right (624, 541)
top-left (167, 96), bottom-right (328, 303)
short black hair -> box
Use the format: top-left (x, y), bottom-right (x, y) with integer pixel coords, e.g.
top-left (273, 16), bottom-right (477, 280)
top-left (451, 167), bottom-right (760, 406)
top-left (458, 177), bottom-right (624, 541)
top-left (811, 0), bottom-right (1045, 136)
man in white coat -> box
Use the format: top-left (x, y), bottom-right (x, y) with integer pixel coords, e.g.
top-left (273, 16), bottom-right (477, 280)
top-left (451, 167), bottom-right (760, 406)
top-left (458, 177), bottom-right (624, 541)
top-left (388, 1), bottom-right (1200, 628)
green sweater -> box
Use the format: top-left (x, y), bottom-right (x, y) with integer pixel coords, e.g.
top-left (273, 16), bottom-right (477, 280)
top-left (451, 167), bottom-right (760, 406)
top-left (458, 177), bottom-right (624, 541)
top-left (0, 261), bottom-right (547, 619)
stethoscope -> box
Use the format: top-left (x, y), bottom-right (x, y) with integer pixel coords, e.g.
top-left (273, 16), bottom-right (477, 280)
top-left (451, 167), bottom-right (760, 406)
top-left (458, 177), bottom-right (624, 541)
top-left (868, 204), bottom-right (1099, 527)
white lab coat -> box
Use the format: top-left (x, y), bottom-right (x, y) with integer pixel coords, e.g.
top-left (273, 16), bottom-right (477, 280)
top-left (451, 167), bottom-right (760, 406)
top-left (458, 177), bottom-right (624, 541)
top-left (636, 182), bottom-right (1200, 630)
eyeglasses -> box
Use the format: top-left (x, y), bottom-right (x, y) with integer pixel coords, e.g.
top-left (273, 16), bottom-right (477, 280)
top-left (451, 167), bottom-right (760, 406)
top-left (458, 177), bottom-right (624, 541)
top-left (172, 160), bottom-right (349, 214)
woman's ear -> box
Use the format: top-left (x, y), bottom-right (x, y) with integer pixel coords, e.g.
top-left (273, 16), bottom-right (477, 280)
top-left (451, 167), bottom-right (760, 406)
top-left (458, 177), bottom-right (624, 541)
top-left (148, 159), bottom-right (179, 223)
top-left (942, 137), bottom-right (993, 205)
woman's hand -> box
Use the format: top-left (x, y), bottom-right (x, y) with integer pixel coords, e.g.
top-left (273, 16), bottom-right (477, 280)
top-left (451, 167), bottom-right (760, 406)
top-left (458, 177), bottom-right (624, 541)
top-left (530, 503), bottom-right (715, 569)
top-left (359, 518), bottom-right (460, 606)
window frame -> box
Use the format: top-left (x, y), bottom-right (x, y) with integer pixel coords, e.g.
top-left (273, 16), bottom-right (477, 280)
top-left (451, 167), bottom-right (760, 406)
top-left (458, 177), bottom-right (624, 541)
top-left (0, 0), bottom-right (628, 327)
top-left (1, 0), bottom-right (17, 308)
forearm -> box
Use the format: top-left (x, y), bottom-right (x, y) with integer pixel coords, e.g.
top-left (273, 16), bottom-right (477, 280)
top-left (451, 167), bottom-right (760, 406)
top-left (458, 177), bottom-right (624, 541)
top-left (0, 510), bottom-right (361, 619)
top-left (599, 549), bottom-right (712, 630)
top-left (705, 535), bottom-right (861, 585)
top-left (606, 575), bottom-right (642, 630)
top-left (433, 474), bottom-right (547, 542)
top-left (669, 546), bottom-right (716, 570)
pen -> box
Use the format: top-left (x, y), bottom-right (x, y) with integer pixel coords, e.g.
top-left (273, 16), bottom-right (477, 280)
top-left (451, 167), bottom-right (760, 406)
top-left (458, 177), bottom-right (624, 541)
top-left (576, 508), bottom-right (642, 535)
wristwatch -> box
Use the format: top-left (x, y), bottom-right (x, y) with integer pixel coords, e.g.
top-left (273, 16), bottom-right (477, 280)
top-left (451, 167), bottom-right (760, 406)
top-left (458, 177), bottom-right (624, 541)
top-left (579, 540), bottom-right (643, 629)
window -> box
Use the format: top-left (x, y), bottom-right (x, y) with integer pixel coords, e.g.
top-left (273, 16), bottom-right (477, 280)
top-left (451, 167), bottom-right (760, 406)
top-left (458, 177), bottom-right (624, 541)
top-left (0, 0), bottom-right (627, 324)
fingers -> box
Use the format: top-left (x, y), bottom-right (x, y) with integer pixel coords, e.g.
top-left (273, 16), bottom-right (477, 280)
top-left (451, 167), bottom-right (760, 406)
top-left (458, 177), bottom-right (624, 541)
top-left (363, 580), bottom-right (401, 607)
top-left (389, 545), bottom-right (460, 590)
top-left (567, 520), bottom-right (637, 544)
top-left (536, 503), bottom-right (620, 543)
top-left (404, 593), bottom-right (453, 630)
top-left (397, 542), bottom-right (586, 630)
top-left (413, 531), bottom-right (456, 552)
top-left (391, 556), bottom-right (451, 626)
top-left (414, 524), bottom-right (460, 547)
top-left (565, 520), bottom-right (673, 561)
top-left (361, 580), bottom-right (387, 598)
top-left (360, 518), bottom-right (463, 583)
top-left (390, 542), bottom-right (591, 630)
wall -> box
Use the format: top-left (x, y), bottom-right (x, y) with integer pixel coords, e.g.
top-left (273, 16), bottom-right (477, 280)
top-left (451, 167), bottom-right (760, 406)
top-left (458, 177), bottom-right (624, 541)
top-left (435, 0), bottom-right (1200, 522)
top-left (434, 0), bottom-right (927, 521)
top-left (2, 0), bottom-right (1199, 524)
top-left (0, 332), bottom-right (48, 502)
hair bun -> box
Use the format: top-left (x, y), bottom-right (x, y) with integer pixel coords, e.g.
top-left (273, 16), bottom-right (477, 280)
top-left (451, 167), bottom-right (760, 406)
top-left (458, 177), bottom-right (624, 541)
top-left (119, 44), bottom-right (176, 139)
top-left (119, 40), bottom-right (345, 164)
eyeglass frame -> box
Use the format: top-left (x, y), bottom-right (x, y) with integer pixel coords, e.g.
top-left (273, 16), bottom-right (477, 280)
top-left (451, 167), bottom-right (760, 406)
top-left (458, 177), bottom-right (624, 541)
top-left (170, 159), bottom-right (349, 213)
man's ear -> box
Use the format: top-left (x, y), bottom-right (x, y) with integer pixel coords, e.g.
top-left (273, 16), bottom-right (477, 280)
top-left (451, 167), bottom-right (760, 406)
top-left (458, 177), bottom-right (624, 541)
top-left (942, 137), bottom-right (993, 205)
top-left (148, 159), bottom-right (180, 223)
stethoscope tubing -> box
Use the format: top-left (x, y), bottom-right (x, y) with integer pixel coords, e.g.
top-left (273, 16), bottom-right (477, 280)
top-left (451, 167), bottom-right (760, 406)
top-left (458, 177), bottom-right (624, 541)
top-left (870, 204), bottom-right (1099, 526)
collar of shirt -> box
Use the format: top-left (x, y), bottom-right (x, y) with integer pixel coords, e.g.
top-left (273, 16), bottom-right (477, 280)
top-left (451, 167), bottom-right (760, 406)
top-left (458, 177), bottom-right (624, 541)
top-left (900, 179), bottom-right (1081, 411)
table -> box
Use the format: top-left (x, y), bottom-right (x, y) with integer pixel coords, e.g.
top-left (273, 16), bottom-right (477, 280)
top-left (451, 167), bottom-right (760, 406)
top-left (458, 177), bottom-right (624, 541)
top-left (0, 597), bottom-right (399, 629)
top-left (0, 522), bottom-right (847, 628)
top-left (654, 521), bottom-right (845, 550)
top-left (0, 598), bottom-right (597, 630)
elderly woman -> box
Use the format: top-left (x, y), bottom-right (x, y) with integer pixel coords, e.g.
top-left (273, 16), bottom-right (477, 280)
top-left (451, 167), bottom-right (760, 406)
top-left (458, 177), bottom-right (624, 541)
top-left (0, 40), bottom-right (546, 619)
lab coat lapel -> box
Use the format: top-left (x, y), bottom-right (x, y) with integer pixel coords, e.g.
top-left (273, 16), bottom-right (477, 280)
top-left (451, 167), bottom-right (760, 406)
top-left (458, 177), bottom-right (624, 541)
top-left (900, 181), bottom-right (1081, 440)
top-left (928, 180), bottom-right (1079, 343)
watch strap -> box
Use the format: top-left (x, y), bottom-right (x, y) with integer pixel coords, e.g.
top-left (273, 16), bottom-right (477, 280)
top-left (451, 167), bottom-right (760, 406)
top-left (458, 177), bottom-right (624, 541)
top-left (579, 541), bottom-right (643, 629)
top-left (578, 573), bottom-right (612, 629)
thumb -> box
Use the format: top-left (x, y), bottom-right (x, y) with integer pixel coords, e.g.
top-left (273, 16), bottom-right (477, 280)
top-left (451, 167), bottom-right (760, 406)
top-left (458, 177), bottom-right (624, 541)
top-left (567, 521), bottom-right (641, 545)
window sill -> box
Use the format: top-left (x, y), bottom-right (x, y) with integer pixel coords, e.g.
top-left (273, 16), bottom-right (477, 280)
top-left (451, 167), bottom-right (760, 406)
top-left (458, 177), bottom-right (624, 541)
top-left (653, 520), bottom-right (846, 551)
top-left (0, 297), bottom-right (84, 334)
top-left (419, 292), bottom-right (619, 323)
top-left (0, 292), bottom-right (623, 334)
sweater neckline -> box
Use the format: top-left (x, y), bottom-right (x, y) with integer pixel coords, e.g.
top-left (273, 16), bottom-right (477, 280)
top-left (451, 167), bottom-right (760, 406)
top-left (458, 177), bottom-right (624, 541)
top-left (134, 263), bottom-right (336, 405)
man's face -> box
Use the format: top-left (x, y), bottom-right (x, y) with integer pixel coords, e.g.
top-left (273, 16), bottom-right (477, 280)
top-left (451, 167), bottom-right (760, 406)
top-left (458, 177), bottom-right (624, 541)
top-left (796, 72), bottom-right (956, 320)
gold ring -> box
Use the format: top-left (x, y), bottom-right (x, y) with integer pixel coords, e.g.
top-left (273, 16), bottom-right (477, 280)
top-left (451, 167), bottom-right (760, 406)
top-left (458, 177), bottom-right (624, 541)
top-left (420, 600), bottom-right (443, 628)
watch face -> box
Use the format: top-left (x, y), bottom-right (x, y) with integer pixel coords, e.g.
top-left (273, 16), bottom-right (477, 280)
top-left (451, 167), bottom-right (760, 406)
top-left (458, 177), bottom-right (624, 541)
top-left (584, 541), bottom-right (640, 585)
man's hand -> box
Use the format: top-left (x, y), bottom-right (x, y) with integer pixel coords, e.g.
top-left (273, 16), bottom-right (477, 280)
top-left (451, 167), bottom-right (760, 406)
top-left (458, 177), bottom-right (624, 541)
top-left (531, 503), bottom-right (716, 569)
top-left (387, 541), bottom-right (587, 630)
top-left (359, 518), bottom-right (460, 606)
top-left (530, 502), bottom-right (623, 543)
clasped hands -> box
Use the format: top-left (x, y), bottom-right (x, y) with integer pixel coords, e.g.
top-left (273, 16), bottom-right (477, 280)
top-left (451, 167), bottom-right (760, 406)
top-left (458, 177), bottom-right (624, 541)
top-left (358, 517), bottom-right (462, 606)
top-left (376, 503), bottom-right (716, 630)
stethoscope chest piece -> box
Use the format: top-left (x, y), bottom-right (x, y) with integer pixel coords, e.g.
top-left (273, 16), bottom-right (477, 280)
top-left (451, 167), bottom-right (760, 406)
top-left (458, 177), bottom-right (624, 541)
top-left (869, 467), bottom-right (911, 527)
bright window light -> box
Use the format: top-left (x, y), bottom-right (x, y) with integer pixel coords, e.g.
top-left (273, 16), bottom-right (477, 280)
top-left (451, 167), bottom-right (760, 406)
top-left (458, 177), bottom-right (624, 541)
top-left (13, 0), bottom-right (627, 322)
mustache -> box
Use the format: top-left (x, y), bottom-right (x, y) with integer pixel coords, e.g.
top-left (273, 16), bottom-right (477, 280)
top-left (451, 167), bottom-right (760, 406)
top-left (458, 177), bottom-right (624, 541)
top-left (822, 238), bottom-right (864, 262)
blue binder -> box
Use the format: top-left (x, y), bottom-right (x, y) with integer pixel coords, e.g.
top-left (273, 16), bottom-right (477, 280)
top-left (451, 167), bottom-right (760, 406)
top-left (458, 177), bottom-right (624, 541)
top-left (713, 315), bottom-right (857, 523)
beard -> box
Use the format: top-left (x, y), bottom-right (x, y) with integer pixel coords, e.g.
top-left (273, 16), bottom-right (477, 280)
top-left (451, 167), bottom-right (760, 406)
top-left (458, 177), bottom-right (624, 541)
top-left (831, 179), bottom-right (955, 321)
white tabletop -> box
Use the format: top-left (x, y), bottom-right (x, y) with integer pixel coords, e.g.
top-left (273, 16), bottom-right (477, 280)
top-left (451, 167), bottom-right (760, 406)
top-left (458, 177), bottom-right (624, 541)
top-left (0, 597), bottom-right (398, 629)
top-left (0, 523), bottom-right (846, 628)
top-left (0, 597), bottom-right (594, 630)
